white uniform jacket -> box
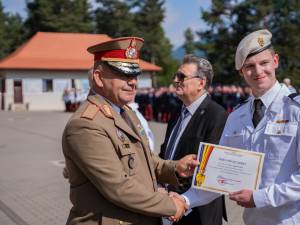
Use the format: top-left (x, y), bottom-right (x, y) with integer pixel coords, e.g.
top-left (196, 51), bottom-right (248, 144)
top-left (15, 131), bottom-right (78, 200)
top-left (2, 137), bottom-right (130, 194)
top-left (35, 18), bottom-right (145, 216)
top-left (220, 83), bottom-right (300, 225)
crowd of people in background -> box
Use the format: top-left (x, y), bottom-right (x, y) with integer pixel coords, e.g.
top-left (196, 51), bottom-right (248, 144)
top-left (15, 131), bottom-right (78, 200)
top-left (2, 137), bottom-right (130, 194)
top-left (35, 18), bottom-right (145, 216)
top-left (63, 79), bottom-right (298, 119)
top-left (135, 84), bottom-right (252, 122)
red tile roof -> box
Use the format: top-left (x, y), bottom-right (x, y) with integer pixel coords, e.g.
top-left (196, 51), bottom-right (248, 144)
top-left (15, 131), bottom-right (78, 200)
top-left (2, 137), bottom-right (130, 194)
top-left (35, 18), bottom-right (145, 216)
top-left (0, 32), bottom-right (161, 72)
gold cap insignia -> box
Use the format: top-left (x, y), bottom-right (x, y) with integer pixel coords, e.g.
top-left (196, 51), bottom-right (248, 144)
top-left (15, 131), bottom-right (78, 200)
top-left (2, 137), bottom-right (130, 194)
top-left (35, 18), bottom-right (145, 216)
top-left (125, 39), bottom-right (137, 59)
top-left (257, 37), bottom-right (264, 47)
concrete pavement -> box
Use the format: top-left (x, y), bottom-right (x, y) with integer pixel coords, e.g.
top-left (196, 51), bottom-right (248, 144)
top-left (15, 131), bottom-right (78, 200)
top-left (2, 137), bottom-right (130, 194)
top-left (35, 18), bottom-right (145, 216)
top-left (0, 111), bottom-right (244, 225)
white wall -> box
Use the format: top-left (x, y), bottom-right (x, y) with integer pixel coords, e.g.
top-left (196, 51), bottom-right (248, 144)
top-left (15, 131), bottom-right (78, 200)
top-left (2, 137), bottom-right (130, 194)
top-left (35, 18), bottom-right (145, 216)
top-left (4, 70), bottom-right (88, 111)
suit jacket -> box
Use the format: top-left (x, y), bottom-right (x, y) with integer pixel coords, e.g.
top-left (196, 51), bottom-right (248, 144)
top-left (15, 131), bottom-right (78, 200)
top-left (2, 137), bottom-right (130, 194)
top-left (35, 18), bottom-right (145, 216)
top-left (160, 95), bottom-right (227, 225)
top-left (62, 93), bottom-right (179, 225)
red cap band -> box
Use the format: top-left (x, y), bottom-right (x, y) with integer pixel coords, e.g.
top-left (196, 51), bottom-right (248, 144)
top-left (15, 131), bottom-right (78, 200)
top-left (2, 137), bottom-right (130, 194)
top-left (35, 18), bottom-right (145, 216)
top-left (94, 49), bottom-right (140, 61)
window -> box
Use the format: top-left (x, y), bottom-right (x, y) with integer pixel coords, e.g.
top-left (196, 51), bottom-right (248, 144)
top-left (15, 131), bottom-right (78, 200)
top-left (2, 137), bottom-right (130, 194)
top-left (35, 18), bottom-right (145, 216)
top-left (42, 79), bottom-right (53, 92)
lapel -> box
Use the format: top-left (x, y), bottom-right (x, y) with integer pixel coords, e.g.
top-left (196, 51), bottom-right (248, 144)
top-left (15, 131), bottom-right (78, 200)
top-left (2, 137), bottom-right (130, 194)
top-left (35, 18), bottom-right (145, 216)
top-left (87, 94), bottom-right (141, 142)
top-left (173, 95), bottom-right (210, 159)
top-left (124, 107), bottom-right (158, 188)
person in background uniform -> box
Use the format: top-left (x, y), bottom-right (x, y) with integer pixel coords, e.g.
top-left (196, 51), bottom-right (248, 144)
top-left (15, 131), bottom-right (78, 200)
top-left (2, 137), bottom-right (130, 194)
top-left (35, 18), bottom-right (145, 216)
top-left (221, 29), bottom-right (300, 225)
top-left (62, 37), bottom-right (199, 225)
top-left (283, 77), bottom-right (297, 94)
top-left (160, 55), bottom-right (227, 225)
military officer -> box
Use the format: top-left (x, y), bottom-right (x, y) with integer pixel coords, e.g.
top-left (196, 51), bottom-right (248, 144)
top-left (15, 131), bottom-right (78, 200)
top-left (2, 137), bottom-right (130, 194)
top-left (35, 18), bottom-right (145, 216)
top-left (220, 29), bottom-right (300, 224)
top-left (62, 37), bottom-right (198, 225)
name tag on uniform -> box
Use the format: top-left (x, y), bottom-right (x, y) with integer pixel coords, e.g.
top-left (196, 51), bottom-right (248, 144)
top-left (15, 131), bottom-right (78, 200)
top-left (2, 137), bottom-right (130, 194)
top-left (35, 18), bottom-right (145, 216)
top-left (265, 122), bottom-right (297, 137)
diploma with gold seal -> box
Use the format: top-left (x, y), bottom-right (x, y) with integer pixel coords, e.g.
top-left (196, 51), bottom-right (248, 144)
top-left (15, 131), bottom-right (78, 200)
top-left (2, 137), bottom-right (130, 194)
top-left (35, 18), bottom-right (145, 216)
top-left (192, 142), bottom-right (264, 194)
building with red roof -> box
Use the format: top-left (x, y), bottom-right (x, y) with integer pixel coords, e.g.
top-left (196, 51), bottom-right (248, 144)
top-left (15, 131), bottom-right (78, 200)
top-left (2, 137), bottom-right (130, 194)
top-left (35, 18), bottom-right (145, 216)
top-left (0, 32), bottom-right (161, 111)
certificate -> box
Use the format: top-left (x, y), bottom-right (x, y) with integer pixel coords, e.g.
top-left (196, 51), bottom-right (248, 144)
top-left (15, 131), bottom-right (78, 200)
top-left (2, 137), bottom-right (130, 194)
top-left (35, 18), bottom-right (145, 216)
top-left (192, 142), bottom-right (264, 194)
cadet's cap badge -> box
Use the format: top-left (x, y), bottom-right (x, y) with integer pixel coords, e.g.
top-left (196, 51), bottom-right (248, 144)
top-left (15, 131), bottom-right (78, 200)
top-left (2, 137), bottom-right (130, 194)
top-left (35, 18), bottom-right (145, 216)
top-left (257, 37), bottom-right (264, 47)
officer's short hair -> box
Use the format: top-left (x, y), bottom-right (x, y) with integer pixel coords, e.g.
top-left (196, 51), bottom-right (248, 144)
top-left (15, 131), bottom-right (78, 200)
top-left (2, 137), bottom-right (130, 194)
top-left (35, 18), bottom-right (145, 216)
top-left (182, 54), bottom-right (214, 90)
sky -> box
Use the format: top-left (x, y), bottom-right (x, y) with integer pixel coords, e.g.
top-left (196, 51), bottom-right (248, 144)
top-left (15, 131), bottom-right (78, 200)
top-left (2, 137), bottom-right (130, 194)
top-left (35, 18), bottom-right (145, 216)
top-left (2, 0), bottom-right (211, 49)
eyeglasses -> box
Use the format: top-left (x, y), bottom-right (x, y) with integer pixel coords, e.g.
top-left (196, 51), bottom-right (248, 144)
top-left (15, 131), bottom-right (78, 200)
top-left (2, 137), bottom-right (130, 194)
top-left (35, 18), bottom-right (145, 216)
top-left (172, 72), bottom-right (200, 83)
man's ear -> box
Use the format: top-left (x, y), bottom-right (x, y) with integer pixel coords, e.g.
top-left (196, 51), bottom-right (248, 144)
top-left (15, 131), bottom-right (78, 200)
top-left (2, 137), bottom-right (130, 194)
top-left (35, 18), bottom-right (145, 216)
top-left (198, 77), bottom-right (206, 91)
top-left (93, 69), bottom-right (104, 88)
top-left (239, 69), bottom-right (244, 77)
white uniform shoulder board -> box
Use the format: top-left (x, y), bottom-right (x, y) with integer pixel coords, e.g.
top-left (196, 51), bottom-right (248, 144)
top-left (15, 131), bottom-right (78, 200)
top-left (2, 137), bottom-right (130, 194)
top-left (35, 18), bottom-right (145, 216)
top-left (81, 104), bottom-right (99, 120)
top-left (288, 93), bottom-right (300, 106)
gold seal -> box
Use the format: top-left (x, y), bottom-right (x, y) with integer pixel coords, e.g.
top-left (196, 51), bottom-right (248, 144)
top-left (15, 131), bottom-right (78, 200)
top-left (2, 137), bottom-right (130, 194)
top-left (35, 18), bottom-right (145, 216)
top-left (257, 37), bottom-right (264, 47)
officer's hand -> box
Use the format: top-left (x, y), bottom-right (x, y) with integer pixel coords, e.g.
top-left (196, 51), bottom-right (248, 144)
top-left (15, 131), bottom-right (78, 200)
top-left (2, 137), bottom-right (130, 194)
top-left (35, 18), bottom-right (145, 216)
top-left (169, 191), bottom-right (185, 202)
top-left (157, 187), bottom-right (168, 194)
top-left (175, 154), bottom-right (199, 177)
top-left (229, 189), bottom-right (256, 208)
top-left (169, 196), bottom-right (187, 222)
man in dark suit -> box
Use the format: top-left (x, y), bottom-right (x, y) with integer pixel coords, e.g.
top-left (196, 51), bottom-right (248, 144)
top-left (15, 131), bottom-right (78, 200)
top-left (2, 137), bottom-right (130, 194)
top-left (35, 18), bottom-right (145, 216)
top-left (160, 55), bottom-right (227, 225)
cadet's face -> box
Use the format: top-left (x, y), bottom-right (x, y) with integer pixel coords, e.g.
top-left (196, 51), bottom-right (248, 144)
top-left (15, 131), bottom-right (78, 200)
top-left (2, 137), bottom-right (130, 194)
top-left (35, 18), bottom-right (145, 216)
top-left (240, 49), bottom-right (278, 97)
top-left (173, 63), bottom-right (205, 105)
top-left (95, 65), bottom-right (137, 107)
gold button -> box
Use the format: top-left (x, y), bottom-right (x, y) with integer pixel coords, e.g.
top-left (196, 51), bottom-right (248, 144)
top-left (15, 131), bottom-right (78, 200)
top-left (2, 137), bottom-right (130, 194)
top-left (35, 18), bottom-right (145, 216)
top-left (119, 221), bottom-right (123, 225)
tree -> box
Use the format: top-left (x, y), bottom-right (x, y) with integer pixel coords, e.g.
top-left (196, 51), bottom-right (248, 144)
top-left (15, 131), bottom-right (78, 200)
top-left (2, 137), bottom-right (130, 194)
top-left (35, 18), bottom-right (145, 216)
top-left (183, 27), bottom-right (196, 54)
top-left (94, 0), bottom-right (137, 37)
top-left (24, 0), bottom-right (94, 38)
top-left (0, 0), bottom-right (24, 59)
top-left (197, 0), bottom-right (300, 86)
top-left (134, 0), bottom-right (179, 86)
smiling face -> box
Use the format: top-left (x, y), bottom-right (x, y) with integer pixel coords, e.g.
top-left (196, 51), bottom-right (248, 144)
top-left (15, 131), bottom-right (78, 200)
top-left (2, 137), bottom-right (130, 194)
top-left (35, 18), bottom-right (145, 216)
top-left (173, 63), bottom-right (206, 106)
top-left (93, 64), bottom-right (137, 107)
top-left (240, 49), bottom-right (279, 97)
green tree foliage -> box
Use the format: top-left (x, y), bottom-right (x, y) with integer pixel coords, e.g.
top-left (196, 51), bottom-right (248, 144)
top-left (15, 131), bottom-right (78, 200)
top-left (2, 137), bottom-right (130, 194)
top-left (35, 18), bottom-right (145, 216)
top-left (94, 0), bottom-right (137, 37)
top-left (197, 0), bottom-right (300, 86)
top-left (134, 0), bottom-right (178, 86)
top-left (24, 0), bottom-right (94, 38)
top-left (0, 1), bottom-right (24, 59)
top-left (183, 28), bottom-right (196, 54)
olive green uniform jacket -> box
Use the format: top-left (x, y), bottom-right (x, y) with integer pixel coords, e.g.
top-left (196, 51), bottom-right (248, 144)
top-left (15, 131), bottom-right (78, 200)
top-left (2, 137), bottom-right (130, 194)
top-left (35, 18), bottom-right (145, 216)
top-left (62, 93), bottom-right (178, 225)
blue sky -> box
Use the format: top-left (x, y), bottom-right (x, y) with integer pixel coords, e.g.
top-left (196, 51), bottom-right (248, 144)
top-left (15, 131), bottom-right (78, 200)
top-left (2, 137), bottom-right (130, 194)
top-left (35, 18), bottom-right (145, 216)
top-left (2, 0), bottom-right (211, 49)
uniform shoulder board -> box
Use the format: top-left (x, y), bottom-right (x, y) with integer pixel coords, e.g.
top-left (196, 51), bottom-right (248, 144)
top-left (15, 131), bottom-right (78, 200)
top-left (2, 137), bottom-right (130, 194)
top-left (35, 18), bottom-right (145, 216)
top-left (233, 98), bottom-right (250, 111)
top-left (288, 93), bottom-right (300, 106)
top-left (81, 103), bottom-right (99, 120)
top-left (99, 103), bottom-right (114, 119)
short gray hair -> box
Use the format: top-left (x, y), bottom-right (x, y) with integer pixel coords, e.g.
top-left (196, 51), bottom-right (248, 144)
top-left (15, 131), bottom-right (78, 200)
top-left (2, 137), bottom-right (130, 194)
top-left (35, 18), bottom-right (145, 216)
top-left (182, 54), bottom-right (214, 90)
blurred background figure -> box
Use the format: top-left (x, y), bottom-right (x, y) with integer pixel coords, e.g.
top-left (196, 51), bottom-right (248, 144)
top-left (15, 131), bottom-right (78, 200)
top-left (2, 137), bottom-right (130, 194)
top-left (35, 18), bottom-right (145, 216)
top-left (283, 77), bottom-right (297, 94)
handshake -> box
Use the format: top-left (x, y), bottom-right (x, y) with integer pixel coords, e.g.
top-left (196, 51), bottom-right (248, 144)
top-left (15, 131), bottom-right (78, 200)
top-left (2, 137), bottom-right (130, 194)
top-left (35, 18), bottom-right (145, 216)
top-left (162, 154), bottom-right (199, 222)
top-left (159, 188), bottom-right (188, 222)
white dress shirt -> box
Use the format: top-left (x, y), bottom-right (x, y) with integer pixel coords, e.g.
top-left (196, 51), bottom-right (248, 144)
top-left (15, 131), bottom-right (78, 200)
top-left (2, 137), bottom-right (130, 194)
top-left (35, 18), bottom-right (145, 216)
top-left (220, 82), bottom-right (300, 225)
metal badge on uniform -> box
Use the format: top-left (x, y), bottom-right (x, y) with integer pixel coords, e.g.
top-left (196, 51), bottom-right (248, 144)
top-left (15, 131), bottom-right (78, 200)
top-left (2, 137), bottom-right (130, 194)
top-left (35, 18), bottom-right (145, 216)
top-left (276, 119), bottom-right (289, 124)
top-left (128, 155), bottom-right (135, 169)
top-left (122, 143), bottom-right (130, 149)
top-left (257, 37), bottom-right (264, 47)
top-left (137, 124), bottom-right (146, 136)
top-left (116, 129), bottom-right (126, 142)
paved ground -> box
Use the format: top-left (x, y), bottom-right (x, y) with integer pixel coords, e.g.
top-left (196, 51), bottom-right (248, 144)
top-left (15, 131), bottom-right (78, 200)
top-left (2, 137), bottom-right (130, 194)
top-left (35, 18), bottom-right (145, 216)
top-left (0, 111), bottom-right (244, 225)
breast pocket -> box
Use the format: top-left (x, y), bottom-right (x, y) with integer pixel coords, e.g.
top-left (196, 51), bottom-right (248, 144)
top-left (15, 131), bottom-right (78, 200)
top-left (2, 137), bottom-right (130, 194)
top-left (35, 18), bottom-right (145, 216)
top-left (222, 129), bottom-right (245, 149)
top-left (118, 144), bottom-right (137, 176)
top-left (264, 122), bottom-right (298, 160)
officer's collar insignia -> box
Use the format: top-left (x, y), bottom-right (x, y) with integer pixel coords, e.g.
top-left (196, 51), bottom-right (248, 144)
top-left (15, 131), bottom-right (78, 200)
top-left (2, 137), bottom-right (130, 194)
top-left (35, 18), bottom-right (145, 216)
top-left (257, 37), bottom-right (264, 47)
top-left (137, 124), bottom-right (145, 136)
top-left (117, 129), bottom-right (126, 142)
top-left (99, 104), bottom-right (113, 118)
top-left (125, 38), bottom-right (137, 59)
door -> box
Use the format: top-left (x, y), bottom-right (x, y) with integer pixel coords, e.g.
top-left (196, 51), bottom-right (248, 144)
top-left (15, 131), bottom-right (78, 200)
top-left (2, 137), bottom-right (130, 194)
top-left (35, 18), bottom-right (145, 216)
top-left (14, 80), bottom-right (23, 103)
top-left (0, 78), bottom-right (5, 110)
